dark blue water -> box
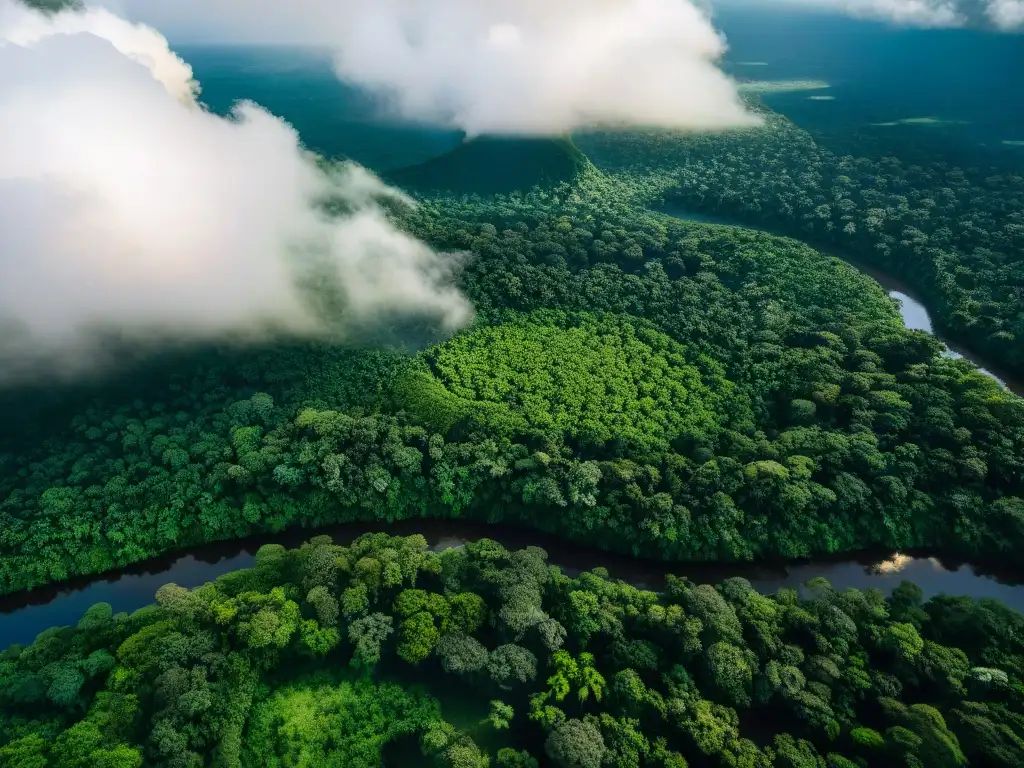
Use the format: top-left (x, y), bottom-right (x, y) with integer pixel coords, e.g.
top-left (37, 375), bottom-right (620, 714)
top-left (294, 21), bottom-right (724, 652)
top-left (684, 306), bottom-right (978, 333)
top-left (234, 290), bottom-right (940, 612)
top-left (2, 519), bottom-right (1022, 650)
top-left (182, 45), bottom-right (462, 172)
top-left (714, 3), bottom-right (1024, 168)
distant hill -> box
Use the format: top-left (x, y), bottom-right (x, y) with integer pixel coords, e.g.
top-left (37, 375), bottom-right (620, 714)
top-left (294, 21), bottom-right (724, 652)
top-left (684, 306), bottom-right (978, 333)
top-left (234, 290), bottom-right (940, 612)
top-left (387, 135), bottom-right (592, 196)
top-left (21, 0), bottom-right (82, 11)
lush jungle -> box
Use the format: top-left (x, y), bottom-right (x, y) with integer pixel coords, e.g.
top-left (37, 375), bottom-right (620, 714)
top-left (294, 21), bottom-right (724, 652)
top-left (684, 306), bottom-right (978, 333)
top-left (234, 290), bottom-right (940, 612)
top-left (3, 143), bottom-right (1023, 595)
top-left (2, 533), bottom-right (1022, 767)
top-left (4, 1), bottom-right (1024, 766)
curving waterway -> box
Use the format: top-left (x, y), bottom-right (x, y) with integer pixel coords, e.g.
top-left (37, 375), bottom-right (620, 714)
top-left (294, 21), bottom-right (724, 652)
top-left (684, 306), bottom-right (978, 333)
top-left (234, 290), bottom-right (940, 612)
top-left (2, 520), bottom-right (1023, 650)
top-left (3, 213), bottom-right (1024, 649)
top-left (659, 208), bottom-right (1024, 395)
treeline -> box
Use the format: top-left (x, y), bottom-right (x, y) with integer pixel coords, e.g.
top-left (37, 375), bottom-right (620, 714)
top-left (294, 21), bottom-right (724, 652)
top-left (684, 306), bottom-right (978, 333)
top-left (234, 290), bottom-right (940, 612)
top-left (2, 173), bottom-right (1024, 593)
top-left (2, 533), bottom-right (1022, 767)
top-left (576, 103), bottom-right (1024, 377)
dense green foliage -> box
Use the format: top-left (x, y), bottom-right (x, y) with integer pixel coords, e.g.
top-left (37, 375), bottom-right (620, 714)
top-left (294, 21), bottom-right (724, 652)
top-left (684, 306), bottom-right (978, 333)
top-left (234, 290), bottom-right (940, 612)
top-left (3, 41), bottom-right (1024, 765)
top-left (244, 675), bottom-right (439, 766)
top-left (576, 101), bottom-right (1024, 376)
top-left (388, 136), bottom-right (591, 196)
top-left (412, 311), bottom-right (725, 452)
top-left (3, 160), bottom-right (1024, 594)
top-left (2, 18), bottom-right (1024, 765)
top-left (3, 533), bottom-right (1023, 767)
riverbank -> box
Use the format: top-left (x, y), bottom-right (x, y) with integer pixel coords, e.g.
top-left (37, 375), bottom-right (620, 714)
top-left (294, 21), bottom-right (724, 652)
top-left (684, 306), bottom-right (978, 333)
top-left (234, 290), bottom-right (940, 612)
top-left (656, 207), bottom-right (1024, 396)
top-left (3, 519), bottom-right (1023, 650)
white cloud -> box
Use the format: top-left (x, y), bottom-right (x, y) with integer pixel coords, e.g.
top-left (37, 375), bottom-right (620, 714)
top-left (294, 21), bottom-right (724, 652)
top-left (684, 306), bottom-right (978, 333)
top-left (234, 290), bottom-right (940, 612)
top-left (758, 0), bottom-right (1024, 29)
top-left (853, 0), bottom-right (963, 25)
top-left (986, 0), bottom-right (1024, 28)
top-left (770, 0), bottom-right (964, 26)
top-left (3, 2), bottom-right (199, 101)
top-left (94, 0), bottom-right (760, 136)
top-left (0, 0), bottom-right (472, 383)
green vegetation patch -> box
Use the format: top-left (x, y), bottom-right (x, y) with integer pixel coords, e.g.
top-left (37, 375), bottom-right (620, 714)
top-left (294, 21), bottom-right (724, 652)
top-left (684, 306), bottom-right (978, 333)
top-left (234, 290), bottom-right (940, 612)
top-left (417, 311), bottom-right (724, 450)
top-left (244, 674), bottom-right (440, 767)
top-left (5, 532), bottom-right (1024, 768)
top-left (388, 136), bottom-right (592, 196)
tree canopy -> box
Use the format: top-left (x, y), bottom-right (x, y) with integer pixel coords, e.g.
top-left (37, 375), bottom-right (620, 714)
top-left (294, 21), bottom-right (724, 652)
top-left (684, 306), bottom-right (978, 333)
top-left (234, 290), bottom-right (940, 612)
top-left (2, 534), bottom-right (1022, 767)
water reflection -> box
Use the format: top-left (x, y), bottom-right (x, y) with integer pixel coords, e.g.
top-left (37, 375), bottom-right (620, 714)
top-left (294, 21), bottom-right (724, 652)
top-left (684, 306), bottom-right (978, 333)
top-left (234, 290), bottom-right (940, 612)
top-left (888, 291), bottom-right (933, 333)
top-left (2, 520), bottom-right (1022, 650)
top-left (888, 291), bottom-right (1010, 390)
top-left (870, 552), bottom-right (916, 574)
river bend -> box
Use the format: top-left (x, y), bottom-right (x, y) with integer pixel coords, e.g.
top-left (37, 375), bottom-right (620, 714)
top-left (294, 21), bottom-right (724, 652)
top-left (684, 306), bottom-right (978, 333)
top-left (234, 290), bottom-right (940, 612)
top-left (2, 520), bottom-right (1022, 650)
top-left (660, 208), bottom-right (1023, 395)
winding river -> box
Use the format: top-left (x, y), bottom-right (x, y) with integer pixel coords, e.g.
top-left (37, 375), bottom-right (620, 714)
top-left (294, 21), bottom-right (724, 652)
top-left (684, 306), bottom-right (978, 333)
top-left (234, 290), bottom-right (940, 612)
top-left (2, 520), bottom-right (1023, 650)
top-left (660, 208), bottom-right (1024, 395)
top-left (3, 215), bottom-right (1023, 649)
